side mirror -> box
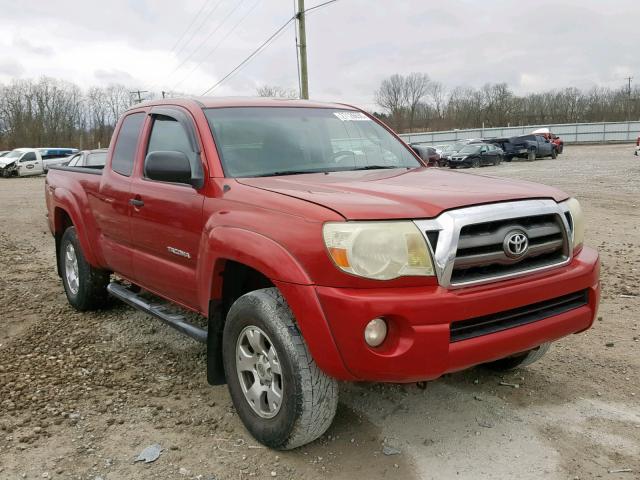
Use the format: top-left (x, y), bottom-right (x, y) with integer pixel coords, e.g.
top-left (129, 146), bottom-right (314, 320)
top-left (145, 151), bottom-right (193, 186)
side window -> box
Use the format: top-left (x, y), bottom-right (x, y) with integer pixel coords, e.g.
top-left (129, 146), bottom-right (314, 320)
top-left (145, 115), bottom-right (193, 177)
top-left (67, 154), bottom-right (80, 166)
top-left (21, 152), bottom-right (36, 162)
top-left (112, 112), bottom-right (145, 176)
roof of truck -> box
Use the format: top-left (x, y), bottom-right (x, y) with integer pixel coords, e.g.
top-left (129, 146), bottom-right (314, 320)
top-left (131, 96), bottom-right (359, 111)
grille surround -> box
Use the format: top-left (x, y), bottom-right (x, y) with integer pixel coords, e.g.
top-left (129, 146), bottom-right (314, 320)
top-left (414, 199), bottom-right (574, 288)
top-left (450, 289), bottom-right (589, 342)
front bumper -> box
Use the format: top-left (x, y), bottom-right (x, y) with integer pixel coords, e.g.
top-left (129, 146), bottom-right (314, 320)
top-left (312, 246), bottom-right (599, 382)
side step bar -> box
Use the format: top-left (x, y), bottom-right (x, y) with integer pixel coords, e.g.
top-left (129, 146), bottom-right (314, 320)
top-left (107, 283), bottom-right (208, 343)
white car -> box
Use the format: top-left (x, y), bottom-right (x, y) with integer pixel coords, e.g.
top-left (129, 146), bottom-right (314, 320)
top-left (0, 148), bottom-right (45, 177)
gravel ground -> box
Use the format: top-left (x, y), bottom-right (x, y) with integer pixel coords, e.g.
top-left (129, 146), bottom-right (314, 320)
top-left (0, 144), bottom-right (638, 480)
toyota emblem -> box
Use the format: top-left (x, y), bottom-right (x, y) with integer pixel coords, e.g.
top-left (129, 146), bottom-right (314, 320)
top-left (503, 230), bottom-right (529, 258)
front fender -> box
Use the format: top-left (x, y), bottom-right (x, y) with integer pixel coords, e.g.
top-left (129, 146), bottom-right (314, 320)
top-left (197, 227), bottom-right (354, 380)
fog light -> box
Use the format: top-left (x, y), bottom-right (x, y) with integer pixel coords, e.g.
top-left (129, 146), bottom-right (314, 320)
top-left (364, 318), bottom-right (387, 347)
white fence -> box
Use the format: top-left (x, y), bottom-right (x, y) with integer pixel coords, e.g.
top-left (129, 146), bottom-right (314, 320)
top-left (398, 121), bottom-right (640, 145)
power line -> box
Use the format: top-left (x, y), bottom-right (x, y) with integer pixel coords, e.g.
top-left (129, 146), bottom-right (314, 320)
top-left (169, 0), bottom-right (213, 53)
top-left (173, 0), bottom-right (226, 59)
top-left (201, 16), bottom-right (296, 95)
top-left (170, 0), bottom-right (261, 92)
top-left (162, 0), bottom-right (247, 89)
top-left (304, 0), bottom-right (338, 14)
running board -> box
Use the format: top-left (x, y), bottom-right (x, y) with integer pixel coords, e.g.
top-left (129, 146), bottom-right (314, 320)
top-left (107, 283), bottom-right (207, 343)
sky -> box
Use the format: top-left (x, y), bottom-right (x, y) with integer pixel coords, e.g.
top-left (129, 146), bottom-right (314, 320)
top-left (0, 0), bottom-right (638, 111)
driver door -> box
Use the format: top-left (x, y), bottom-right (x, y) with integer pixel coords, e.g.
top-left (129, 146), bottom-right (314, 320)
top-left (18, 151), bottom-right (43, 176)
top-left (129, 107), bottom-right (205, 308)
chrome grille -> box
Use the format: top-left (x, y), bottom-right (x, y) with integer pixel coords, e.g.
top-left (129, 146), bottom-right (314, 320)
top-left (414, 199), bottom-right (574, 288)
top-left (451, 214), bottom-right (569, 285)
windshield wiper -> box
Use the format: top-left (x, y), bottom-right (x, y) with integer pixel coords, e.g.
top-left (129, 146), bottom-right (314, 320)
top-left (349, 165), bottom-right (405, 171)
top-left (260, 168), bottom-right (331, 177)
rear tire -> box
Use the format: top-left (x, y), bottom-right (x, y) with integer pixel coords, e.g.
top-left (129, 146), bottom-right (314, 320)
top-left (59, 227), bottom-right (110, 311)
top-left (483, 343), bottom-right (551, 371)
top-left (551, 148), bottom-right (557, 159)
top-left (504, 155), bottom-right (513, 162)
top-left (223, 288), bottom-right (338, 450)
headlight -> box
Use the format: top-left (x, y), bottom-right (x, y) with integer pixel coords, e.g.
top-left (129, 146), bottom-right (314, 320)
top-left (561, 198), bottom-right (585, 250)
top-left (323, 221), bottom-right (435, 280)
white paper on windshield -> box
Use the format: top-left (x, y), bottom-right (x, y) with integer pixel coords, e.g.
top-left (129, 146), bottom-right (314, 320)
top-left (333, 112), bottom-right (371, 122)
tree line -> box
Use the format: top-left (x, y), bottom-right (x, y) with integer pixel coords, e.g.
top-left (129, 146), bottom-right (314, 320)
top-left (2, 75), bottom-right (639, 150)
top-left (373, 73), bottom-right (640, 133)
top-left (0, 77), bottom-right (134, 150)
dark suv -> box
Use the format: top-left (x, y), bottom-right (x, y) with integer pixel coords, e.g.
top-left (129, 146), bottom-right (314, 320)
top-left (487, 135), bottom-right (556, 162)
top-left (448, 143), bottom-right (503, 168)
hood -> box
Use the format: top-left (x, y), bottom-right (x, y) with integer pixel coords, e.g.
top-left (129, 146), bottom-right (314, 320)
top-left (0, 159), bottom-right (15, 168)
top-left (237, 168), bottom-right (568, 220)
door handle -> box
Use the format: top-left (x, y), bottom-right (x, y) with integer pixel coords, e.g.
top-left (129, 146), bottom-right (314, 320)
top-left (129, 198), bottom-right (144, 208)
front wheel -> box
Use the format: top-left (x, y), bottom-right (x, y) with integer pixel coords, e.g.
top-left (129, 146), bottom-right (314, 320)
top-left (527, 149), bottom-right (536, 162)
top-left (59, 227), bottom-right (110, 311)
top-left (483, 343), bottom-right (551, 371)
top-left (471, 157), bottom-right (480, 168)
top-left (223, 288), bottom-right (338, 450)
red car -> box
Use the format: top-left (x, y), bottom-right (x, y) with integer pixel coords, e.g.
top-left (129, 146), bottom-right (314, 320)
top-left (409, 143), bottom-right (443, 166)
top-left (45, 97), bottom-right (600, 450)
top-left (532, 128), bottom-right (564, 153)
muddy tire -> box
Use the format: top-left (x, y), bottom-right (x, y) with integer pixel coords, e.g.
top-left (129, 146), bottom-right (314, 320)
top-left (59, 227), bottom-right (110, 311)
top-left (527, 149), bottom-right (536, 162)
top-left (551, 148), bottom-right (557, 159)
top-left (483, 343), bottom-right (551, 371)
top-left (223, 288), bottom-right (338, 450)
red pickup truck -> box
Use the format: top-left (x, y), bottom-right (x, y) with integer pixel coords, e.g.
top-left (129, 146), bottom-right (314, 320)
top-left (45, 98), bottom-right (600, 450)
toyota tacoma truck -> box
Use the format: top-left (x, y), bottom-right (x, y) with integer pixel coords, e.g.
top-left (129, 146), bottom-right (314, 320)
top-left (45, 98), bottom-right (600, 450)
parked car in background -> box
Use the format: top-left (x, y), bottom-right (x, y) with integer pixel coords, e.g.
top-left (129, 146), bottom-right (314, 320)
top-left (40, 148), bottom-right (79, 171)
top-left (448, 143), bottom-right (503, 168)
top-left (410, 143), bottom-right (443, 166)
top-left (0, 148), bottom-right (45, 177)
top-left (532, 128), bottom-right (563, 154)
top-left (487, 135), bottom-right (556, 162)
top-left (0, 151), bottom-right (9, 158)
top-left (66, 149), bottom-right (108, 168)
top-left (438, 142), bottom-right (467, 165)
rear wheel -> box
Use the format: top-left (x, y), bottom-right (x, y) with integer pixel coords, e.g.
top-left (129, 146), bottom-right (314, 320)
top-left (504, 155), bottom-right (513, 162)
top-left (551, 148), bottom-right (557, 159)
top-left (59, 227), bottom-right (110, 311)
top-left (483, 343), bottom-right (551, 371)
top-left (223, 288), bottom-right (338, 450)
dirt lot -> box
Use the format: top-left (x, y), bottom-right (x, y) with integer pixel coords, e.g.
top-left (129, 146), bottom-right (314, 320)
top-left (0, 144), bottom-right (638, 480)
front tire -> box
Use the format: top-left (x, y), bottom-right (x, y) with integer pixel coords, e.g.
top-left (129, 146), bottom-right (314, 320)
top-left (471, 157), bottom-right (480, 168)
top-left (527, 149), bottom-right (536, 161)
top-left (59, 227), bottom-right (110, 311)
top-left (483, 343), bottom-right (551, 371)
top-left (223, 288), bottom-right (338, 450)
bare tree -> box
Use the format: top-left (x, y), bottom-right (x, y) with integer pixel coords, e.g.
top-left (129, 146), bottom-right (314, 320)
top-left (402, 72), bottom-right (430, 131)
top-left (375, 74), bottom-right (407, 131)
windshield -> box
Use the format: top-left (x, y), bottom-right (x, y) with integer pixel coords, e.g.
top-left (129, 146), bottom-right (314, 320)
top-left (458, 145), bottom-right (481, 155)
top-left (204, 107), bottom-right (420, 177)
top-left (5, 150), bottom-right (24, 159)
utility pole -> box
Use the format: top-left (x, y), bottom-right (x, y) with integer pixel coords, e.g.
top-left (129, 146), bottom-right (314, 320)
top-left (162, 91), bottom-right (167, 99)
top-left (625, 76), bottom-right (633, 121)
top-left (129, 90), bottom-right (149, 103)
top-left (296, 0), bottom-right (309, 99)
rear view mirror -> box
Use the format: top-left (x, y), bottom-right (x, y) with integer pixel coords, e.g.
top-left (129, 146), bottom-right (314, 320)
top-left (145, 151), bottom-right (193, 185)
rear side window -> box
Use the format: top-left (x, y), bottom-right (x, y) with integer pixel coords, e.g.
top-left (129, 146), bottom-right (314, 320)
top-left (87, 152), bottom-right (107, 167)
top-left (112, 113), bottom-right (145, 176)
